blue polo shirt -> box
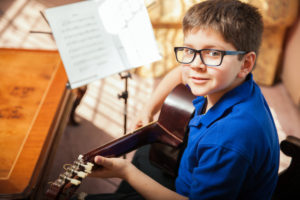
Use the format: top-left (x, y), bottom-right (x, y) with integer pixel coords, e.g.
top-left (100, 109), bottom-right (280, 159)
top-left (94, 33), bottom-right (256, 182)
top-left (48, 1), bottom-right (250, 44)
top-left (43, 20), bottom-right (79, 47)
top-left (175, 74), bottom-right (279, 200)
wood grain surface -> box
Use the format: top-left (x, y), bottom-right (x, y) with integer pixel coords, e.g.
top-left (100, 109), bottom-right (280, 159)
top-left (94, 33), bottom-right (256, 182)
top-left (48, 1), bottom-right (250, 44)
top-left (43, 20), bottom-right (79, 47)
top-left (0, 48), bottom-right (68, 197)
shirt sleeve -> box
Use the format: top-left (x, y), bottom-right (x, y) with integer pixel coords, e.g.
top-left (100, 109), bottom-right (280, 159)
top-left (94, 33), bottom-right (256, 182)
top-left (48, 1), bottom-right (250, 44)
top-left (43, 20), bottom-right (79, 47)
top-left (189, 145), bottom-right (252, 200)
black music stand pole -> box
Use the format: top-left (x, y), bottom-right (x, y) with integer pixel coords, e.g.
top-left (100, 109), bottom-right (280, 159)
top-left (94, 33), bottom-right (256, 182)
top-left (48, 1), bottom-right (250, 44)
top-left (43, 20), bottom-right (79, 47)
top-left (118, 71), bottom-right (131, 158)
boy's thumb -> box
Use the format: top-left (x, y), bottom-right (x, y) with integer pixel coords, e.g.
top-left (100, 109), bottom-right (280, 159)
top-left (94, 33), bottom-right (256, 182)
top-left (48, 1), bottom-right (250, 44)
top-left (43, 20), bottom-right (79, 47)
top-left (94, 155), bottom-right (103, 165)
top-left (94, 156), bottom-right (112, 168)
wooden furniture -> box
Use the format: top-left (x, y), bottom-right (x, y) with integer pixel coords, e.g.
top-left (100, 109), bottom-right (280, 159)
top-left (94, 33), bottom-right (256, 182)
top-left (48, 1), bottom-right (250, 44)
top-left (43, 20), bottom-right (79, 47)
top-left (0, 48), bottom-right (73, 199)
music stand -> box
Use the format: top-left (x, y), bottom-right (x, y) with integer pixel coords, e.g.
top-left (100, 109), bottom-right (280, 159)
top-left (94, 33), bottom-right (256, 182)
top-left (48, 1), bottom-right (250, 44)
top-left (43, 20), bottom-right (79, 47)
top-left (118, 71), bottom-right (132, 158)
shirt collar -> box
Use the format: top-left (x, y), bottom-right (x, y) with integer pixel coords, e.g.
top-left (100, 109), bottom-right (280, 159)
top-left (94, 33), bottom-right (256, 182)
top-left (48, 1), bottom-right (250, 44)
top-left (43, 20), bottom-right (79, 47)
top-left (189, 73), bottom-right (254, 128)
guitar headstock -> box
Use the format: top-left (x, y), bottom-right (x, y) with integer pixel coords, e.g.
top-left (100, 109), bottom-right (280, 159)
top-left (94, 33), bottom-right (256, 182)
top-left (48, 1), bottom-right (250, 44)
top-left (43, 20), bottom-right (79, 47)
top-left (46, 155), bottom-right (94, 200)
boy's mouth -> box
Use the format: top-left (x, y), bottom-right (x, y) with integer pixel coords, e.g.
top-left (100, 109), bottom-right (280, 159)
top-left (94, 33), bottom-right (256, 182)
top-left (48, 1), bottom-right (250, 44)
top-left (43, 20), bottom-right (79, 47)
top-left (190, 76), bottom-right (209, 84)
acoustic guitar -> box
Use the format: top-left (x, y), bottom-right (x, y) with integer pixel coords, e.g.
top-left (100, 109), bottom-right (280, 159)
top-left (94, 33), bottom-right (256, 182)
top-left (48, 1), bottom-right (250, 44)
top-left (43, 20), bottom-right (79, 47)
top-left (45, 84), bottom-right (195, 200)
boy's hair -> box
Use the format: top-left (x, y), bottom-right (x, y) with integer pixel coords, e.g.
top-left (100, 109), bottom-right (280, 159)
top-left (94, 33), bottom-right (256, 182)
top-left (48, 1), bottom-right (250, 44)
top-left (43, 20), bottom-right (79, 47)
top-left (183, 0), bottom-right (263, 57)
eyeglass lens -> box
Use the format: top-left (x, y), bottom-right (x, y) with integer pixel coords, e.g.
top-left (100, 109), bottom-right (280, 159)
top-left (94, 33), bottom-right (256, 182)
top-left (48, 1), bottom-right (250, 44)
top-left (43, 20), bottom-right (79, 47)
top-left (176, 48), bottom-right (222, 66)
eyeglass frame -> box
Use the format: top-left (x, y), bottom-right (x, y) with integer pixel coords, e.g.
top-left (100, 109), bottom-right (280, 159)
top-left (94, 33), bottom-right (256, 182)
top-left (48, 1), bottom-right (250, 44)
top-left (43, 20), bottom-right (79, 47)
top-left (174, 47), bottom-right (248, 67)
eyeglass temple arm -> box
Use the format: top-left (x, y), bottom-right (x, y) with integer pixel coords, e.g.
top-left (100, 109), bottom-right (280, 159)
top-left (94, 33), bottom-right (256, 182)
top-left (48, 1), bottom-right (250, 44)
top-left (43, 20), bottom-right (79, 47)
top-left (224, 51), bottom-right (247, 55)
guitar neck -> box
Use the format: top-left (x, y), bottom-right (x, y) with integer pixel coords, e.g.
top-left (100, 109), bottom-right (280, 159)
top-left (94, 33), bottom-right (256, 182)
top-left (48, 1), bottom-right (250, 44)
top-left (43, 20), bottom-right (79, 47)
top-left (83, 122), bottom-right (163, 162)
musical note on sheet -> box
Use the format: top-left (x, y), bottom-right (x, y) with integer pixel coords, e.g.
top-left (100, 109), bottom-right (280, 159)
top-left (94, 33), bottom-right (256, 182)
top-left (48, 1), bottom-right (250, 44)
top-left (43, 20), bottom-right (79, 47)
top-left (45, 0), bottom-right (161, 89)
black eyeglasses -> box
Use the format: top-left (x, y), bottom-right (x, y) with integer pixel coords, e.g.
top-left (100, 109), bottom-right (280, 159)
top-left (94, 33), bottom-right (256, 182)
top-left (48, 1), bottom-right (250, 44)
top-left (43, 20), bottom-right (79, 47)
top-left (174, 47), bottom-right (247, 66)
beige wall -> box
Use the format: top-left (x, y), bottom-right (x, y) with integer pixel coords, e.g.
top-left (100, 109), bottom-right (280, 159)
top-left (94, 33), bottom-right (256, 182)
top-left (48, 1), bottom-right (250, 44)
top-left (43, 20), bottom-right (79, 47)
top-left (282, 3), bottom-right (300, 108)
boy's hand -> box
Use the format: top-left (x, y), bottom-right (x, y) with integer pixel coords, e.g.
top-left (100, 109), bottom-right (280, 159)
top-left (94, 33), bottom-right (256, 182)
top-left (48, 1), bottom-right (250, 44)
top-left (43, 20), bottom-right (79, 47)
top-left (130, 111), bottom-right (154, 131)
top-left (90, 156), bottom-right (133, 180)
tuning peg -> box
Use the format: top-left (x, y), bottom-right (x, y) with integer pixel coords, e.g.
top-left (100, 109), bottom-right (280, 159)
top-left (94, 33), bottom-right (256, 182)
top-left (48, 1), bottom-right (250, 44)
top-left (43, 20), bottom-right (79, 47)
top-left (70, 178), bottom-right (81, 186)
top-left (74, 155), bottom-right (94, 173)
top-left (78, 154), bottom-right (84, 161)
top-left (64, 164), bottom-right (88, 178)
top-left (83, 162), bottom-right (94, 173)
top-left (59, 174), bottom-right (81, 186)
top-left (76, 171), bottom-right (88, 178)
top-left (63, 163), bottom-right (73, 170)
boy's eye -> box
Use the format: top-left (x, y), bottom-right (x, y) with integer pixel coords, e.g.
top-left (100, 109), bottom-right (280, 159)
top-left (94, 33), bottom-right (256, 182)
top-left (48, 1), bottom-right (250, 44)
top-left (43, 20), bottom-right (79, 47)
top-left (184, 48), bottom-right (195, 55)
top-left (207, 50), bottom-right (221, 57)
top-left (205, 50), bottom-right (221, 57)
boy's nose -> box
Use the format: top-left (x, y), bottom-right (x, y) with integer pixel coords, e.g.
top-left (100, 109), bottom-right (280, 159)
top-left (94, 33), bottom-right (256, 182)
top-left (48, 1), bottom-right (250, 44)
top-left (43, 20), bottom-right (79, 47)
top-left (190, 53), bottom-right (206, 70)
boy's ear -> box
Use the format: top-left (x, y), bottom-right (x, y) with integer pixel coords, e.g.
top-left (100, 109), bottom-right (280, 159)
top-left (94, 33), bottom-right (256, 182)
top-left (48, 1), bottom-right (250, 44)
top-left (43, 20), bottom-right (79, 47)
top-left (238, 52), bottom-right (256, 78)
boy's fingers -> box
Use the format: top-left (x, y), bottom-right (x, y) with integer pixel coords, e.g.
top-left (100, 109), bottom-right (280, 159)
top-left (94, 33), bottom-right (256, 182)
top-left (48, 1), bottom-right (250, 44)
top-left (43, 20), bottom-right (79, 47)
top-left (136, 121), bottom-right (143, 128)
top-left (94, 155), bottom-right (102, 165)
top-left (94, 156), bottom-right (113, 168)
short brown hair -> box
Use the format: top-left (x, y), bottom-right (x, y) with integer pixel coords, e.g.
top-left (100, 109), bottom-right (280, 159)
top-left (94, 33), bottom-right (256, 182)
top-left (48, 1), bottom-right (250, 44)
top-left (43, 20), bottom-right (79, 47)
top-left (183, 0), bottom-right (263, 55)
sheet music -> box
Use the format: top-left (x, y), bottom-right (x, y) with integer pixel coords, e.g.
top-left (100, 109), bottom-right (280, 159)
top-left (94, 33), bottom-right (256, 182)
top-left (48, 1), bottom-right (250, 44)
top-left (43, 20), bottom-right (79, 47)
top-left (98, 0), bottom-right (161, 67)
top-left (45, 0), bottom-right (161, 89)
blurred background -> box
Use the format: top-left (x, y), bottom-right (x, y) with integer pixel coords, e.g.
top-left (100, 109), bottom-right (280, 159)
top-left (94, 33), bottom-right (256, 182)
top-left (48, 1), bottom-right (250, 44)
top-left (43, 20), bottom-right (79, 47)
top-left (0, 0), bottom-right (299, 197)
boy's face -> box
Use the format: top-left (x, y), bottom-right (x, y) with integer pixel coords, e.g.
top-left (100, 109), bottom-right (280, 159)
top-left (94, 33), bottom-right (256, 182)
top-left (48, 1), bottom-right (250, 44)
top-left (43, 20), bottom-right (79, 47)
top-left (181, 28), bottom-right (248, 103)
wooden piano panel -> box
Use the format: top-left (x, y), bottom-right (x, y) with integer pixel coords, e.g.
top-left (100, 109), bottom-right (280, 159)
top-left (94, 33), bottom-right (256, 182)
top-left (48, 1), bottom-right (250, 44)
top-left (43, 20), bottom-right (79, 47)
top-left (0, 48), bottom-right (70, 198)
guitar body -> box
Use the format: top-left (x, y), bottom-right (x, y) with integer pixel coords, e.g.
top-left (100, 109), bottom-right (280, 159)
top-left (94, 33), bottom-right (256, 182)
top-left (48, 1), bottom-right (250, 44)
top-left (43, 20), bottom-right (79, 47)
top-left (46, 84), bottom-right (195, 199)
top-left (149, 84), bottom-right (195, 176)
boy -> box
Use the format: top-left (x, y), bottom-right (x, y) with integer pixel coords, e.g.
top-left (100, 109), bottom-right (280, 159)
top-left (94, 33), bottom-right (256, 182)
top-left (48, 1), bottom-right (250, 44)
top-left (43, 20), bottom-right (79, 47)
top-left (90, 0), bottom-right (280, 199)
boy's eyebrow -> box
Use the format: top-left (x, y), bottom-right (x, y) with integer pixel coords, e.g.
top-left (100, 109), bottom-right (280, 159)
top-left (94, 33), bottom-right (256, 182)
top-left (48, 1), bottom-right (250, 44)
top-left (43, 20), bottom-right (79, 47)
top-left (183, 43), bottom-right (193, 48)
top-left (203, 45), bottom-right (225, 50)
top-left (183, 43), bottom-right (226, 50)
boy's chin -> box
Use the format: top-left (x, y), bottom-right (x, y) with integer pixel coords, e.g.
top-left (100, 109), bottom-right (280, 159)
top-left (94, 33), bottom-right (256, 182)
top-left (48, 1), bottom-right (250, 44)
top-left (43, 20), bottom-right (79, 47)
top-left (189, 87), bottom-right (208, 97)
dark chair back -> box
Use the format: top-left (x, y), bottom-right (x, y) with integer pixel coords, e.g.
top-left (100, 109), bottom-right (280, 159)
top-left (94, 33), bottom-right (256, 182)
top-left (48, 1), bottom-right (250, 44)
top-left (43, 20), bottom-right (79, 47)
top-left (272, 136), bottom-right (300, 200)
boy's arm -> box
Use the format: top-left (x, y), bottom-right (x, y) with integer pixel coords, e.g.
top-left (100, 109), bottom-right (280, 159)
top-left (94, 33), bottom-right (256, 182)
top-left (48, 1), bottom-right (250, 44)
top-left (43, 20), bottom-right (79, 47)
top-left (126, 163), bottom-right (187, 200)
top-left (93, 156), bottom-right (188, 200)
top-left (133, 66), bottom-right (183, 129)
